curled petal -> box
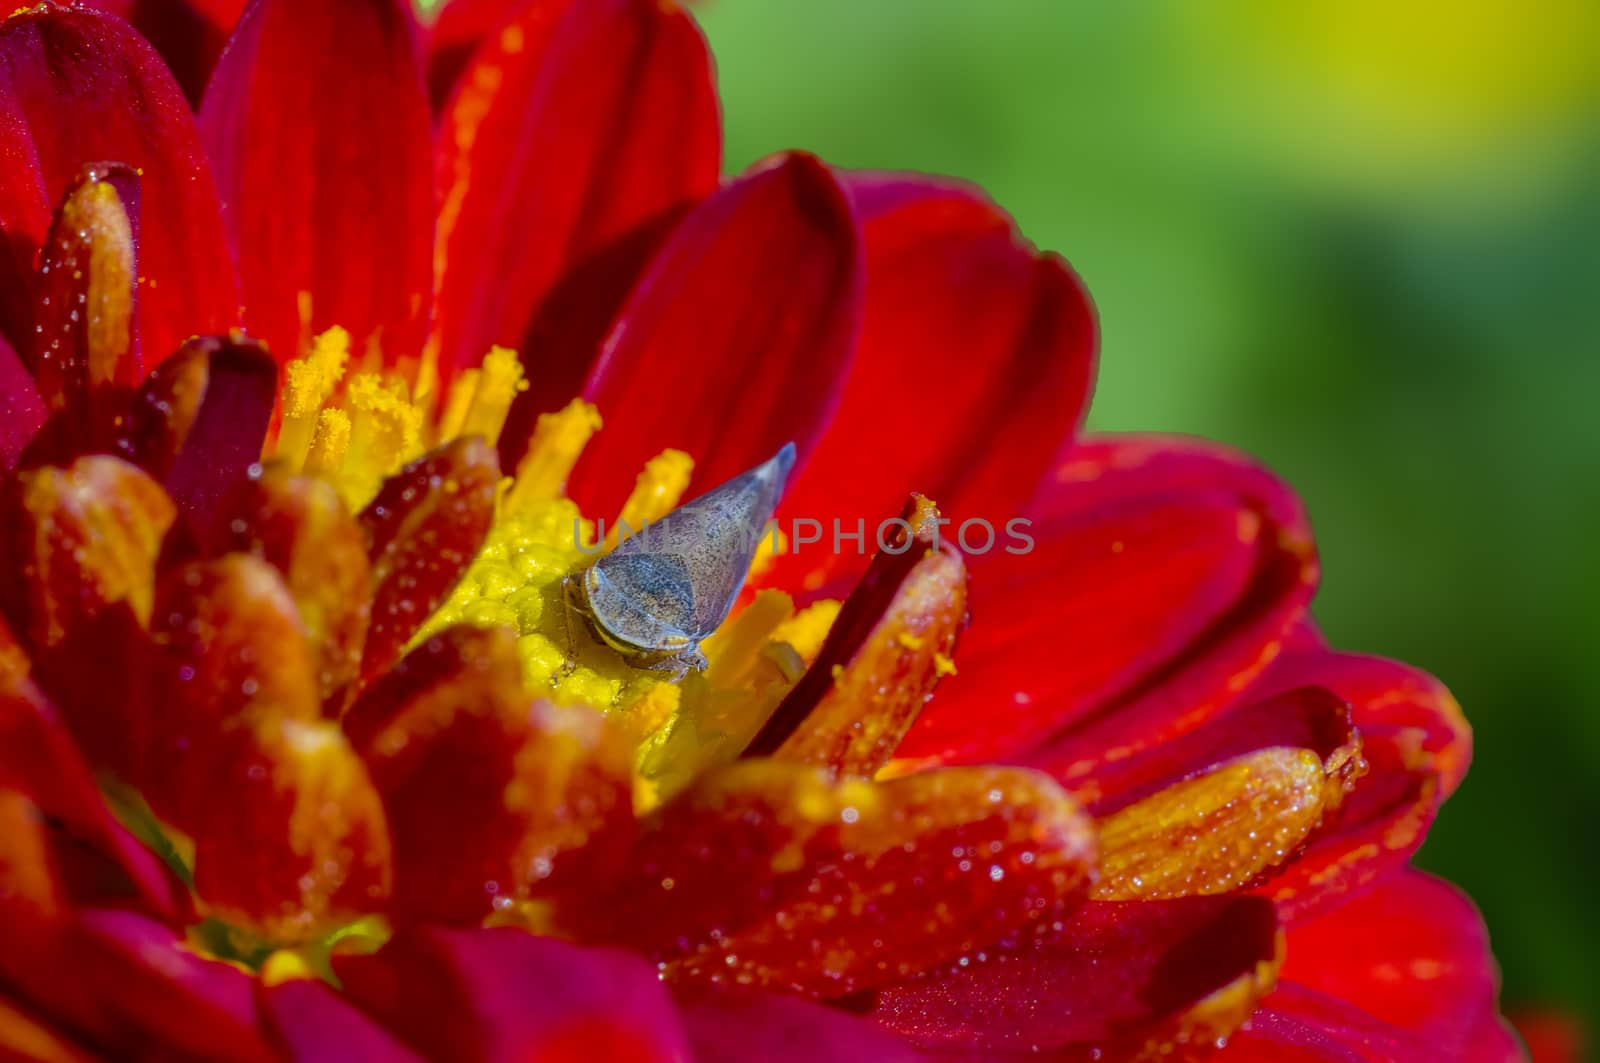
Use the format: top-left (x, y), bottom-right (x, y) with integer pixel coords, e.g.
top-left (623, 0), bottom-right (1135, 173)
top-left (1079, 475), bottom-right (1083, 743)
top-left (777, 172), bottom-right (1095, 589)
top-left (29, 165), bottom-right (138, 451)
top-left (745, 496), bottom-right (967, 775)
top-left (900, 434), bottom-right (1317, 778)
top-left (142, 555), bottom-right (320, 826)
top-left (433, 0), bottom-right (719, 392)
top-left (572, 760), bottom-right (1095, 997)
top-left (201, 0), bottom-right (432, 364)
top-left (0, 331), bottom-right (44, 471)
top-left (119, 334), bottom-right (277, 536)
top-left (354, 626), bottom-right (634, 924)
top-left (869, 895), bottom-right (1281, 1056)
top-left (1278, 871), bottom-right (1510, 1058)
top-left (193, 716), bottom-right (392, 942)
top-left (424, 0), bottom-right (525, 105)
top-left (214, 464), bottom-right (372, 706)
top-left (1092, 738), bottom-right (1363, 901)
top-left (335, 928), bottom-right (692, 1062)
top-left (358, 437), bottom-right (499, 686)
top-left (561, 153), bottom-right (862, 511)
top-left (0, 4), bottom-right (239, 365)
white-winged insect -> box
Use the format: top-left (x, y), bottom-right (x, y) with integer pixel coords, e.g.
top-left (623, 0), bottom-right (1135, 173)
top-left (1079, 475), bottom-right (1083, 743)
top-left (563, 443), bottom-right (796, 680)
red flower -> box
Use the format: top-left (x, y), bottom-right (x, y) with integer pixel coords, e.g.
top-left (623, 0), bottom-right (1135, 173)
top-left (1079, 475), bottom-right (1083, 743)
top-left (0, 1), bottom-right (1519, 1059)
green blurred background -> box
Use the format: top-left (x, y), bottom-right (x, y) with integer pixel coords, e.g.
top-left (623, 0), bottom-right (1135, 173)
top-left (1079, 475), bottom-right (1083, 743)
top-left (695, 0), bottom-right (1599, 1035)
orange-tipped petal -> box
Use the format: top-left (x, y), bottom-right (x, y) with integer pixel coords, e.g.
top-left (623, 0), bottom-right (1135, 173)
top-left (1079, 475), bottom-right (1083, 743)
top-left (358, 438), bottom-right (499, 686)
top-left (1092, 735), bottom-right (1363, 900)
top-left (0, 5), bottom-right (239, 366)
top-left (433, 0), bottom-right (719, 391)
top-left (142, 555), bottom-right (320, 827)
top-left (200, 0), bottom-right (432, 365)
top-left (869, 895), bottom-right (1281, 1056)
top-left (746, 495), bottom-right (967, 776)
top-left (573, 760), bottom-right (1096, 998)
top-left (28, 165), bottom-right (137, 452)
top-left (353, 625), bottom-right (634, 924)
top-left (119, 334), bottom-right (278, 535)
top-left (214, 465), bottom-right (373, 707)
top-left (192, 716), bottom-right (392, 942)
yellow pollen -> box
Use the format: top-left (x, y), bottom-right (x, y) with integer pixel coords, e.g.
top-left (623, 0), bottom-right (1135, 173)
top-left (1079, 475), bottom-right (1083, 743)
top-left (436, 368), bottom-right (480, 445)
top-left (610, 448), bottom-right (694, 545)
top-left (458, 345), bottom-right (528, 445)
top-left (505, 399), bottom-right (602, 512)
top-left (303, 408), bottom-right (351, 478)
top-left (278, 326), bottom-right (351, 470)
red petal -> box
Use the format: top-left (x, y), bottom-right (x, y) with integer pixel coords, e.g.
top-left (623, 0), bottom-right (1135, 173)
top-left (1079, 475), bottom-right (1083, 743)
top-left (869, 895), bottom-right (1281, 1055)
top-left (0, 330), bottom-right (44, 471)
top-left (677, 988), bottom-right (921, 1063)
top-left (85, 0), bottom-right (242, 105)
top-left (0, 989), bottom-right (94, 1063)
top-left (433, 0), bottom-right (719, 396)
top-left (0, 4), bottom-right (239, 365)
top-left (119, 334), bottom-right (278, 536)
top-left (334, 928), bottom-right (692, 1062)
top-left (424, 0), bottom-right (529, 106)
top-left (200, 0), bottom-right (432, 365)
top-left (1222, 985), bottom-right (1436, 1062)
top-left (1278, 871), bottom-right (1508, 1056)
top-left (569, 760), bottom-right (1095, 997)
top-left (775, 172), bottom-right (1095, 590)
top-left (898, 434), bottom-right (1317, 777)
top-left (258, 978), bottom-right (423, 1063)
top-left (561, 153), bottom-right (862, 512)
top-left (357, 438), bottom-right (500, 686)
top-left (1259, 648), bottom-right (1471, 800)
top-left (0, 909), bottom-right (272, 1062)
top-left (192, 715), bottom-right (392, 941)
top-left (353, 626), bottom-right (634, 925)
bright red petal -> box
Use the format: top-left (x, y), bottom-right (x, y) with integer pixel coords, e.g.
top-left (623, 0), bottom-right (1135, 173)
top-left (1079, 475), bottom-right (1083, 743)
top-left (201, 0), bottom-right (432, 366)
top-left (898, 434), bottom-right (1317, 776)
top-left (334, 928), bottom-right (691, 1062)
top-left (1278, 871), bottom-right (1509, 1057)
top-left (869, 895), bottom-right (1281, 1056)
top-left (775, 172), bottom-right (1095, 591)
top-left (562, 153), bottom-right (862, 513)
top-left (0, 4), bottom-right (239, 365)
top-left (433, 0), bottom-right (718, 398)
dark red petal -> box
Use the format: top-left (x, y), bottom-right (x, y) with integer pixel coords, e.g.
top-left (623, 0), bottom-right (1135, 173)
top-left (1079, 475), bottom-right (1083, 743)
top-left (1259, 648), bottom-right (1471, 800)
top-left (746, 495), bottom-right (967, 775)
top-left (0, 909), bottom-right (272, 1062)
top-left (0, 90), bottom-right (49, 354)
top-left (0, 987), bottom-right (95, 1063)
top-left (560, 153), bottom-right (862, 513)
top-left (1222, 985), bottom-right (1436, 1062)
top-left (353, 626), bottom-right (633, 925)
top-left (898, 434), bottom-right (1317, 777)
top-left (0, 669), bottom-right (189, 921)
top-left (119, 334), bottom-right (277, 537)
top-left (0, 331), bottom-right (44, 471)
top-left (85, 0), bottom-right (242, 105)
top-left (433, 0), bottom-right (719, 397)
top-left (677, 988), bottom-right (921, 1063)
top-left (1278, 871), bottom-right (1508, 1056)
top-left (335, 928), bottom-right (692, 1062)
top-left (200, 0), bottom-right (432, 365)
top-left (869, 895), bottom-right (1281, 1056)
top-left (357, 438), bottom-right (499, 686)
top-left (774, 172), bottom-right (1095, 591)
top-left (424, 0), bottom-right (529, 106)
top-left (258, 978), bottom-right (423, 1063)
top-left (1078, 686), bottom-right (1356, 816)
top-left (0, 4), bottom-right (239, 365)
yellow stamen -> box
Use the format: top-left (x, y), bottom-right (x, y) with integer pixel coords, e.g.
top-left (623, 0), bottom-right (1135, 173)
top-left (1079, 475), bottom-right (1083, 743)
top-left (260, 949), bottom-right (316, 987)
top-left (703, 589), bottom-right (794, 687)
top-left (71, 180), bottom-right (134, 389)
top-left (505, 399), bottom-right (602, 512)
top-left (435, 368), bottom-right (480, 445)
top-left (771, 599), bottom-right (842, 663)
top-left (278, 326), bottom-right (351, 471)
top-left (303, 408), bottom-right (351, 478)
top-left (459, 346), bottom-right (527, 445)
top-left (342, 372), bottom-right (424, 505)
top-left (610, 448), bottom-right (693, 546)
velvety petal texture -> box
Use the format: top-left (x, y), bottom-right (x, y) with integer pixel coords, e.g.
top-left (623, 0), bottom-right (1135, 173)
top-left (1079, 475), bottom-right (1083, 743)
top-left (201, 0), bottom-right (433, 365)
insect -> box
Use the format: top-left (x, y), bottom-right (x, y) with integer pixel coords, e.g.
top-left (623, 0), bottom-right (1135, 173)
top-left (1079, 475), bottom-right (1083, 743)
top-left (564, 442), bottom-right (796, 680)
